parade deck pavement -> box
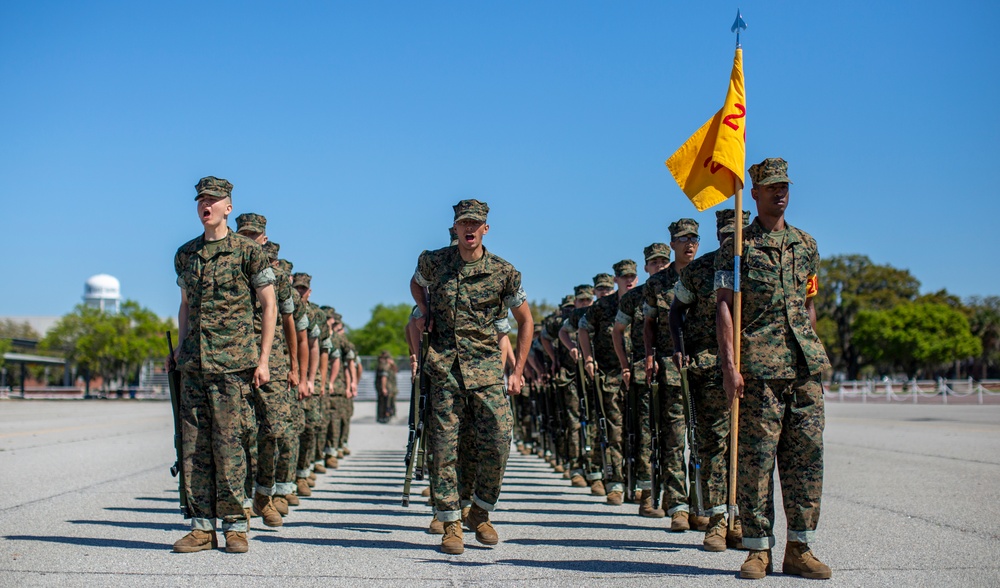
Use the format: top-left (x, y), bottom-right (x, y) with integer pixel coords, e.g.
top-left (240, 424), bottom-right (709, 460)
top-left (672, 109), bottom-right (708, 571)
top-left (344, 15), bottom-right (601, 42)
top-left (0, 399), bottom-right (998, 587)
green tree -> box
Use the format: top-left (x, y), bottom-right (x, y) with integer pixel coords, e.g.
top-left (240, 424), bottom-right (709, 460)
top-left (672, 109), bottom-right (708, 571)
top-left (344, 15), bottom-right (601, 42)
top-left (967, 296), bottom-right (1000, 379)
top-left (530, 299), bottom-right (558, 326)
top-left (0, 337), bottom-right (10, 370)
top-left (348, 303), bottom-right (412, 356)
top-left (853, 301), bottom-right (982, 378)
top-left (815, 254), bottom-right (920, 378)
top-left (0, 319), bottom-right (41, 340)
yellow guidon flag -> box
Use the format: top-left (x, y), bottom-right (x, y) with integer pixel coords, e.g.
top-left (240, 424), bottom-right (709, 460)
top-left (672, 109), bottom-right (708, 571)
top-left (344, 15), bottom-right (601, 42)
top-left (665, 47), bottom-right (746, 212)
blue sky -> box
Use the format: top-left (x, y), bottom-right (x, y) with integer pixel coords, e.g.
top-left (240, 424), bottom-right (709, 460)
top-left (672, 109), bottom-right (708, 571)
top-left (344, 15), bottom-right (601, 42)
top-left (2, 1), bottom-right (997, 330)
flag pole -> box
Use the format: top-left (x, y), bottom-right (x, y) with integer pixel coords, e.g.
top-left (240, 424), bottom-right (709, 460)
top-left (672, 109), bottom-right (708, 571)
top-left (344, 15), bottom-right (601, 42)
top-left (728, 8), bottom-right (747, 533)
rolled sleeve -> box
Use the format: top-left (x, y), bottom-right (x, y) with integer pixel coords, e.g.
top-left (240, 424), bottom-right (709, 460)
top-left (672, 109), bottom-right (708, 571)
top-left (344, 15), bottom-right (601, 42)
top-left (614, 309), bottom-right (632, 326)
top-left (296, 315), bottom-right (310, 332)
top-left (279, 296), bottom-right (295, 315)
top-left (674, 280), bottom-right (696, 305)
top-left (252, 267), bottom-right (276, 290)
top-left (503, 285), bottom-right (527, 310)
top-left (714, 271), bottom-right (735, 291)
top-left (643, 302), bottom-right (658, 318)
top-left (494, 317), bottom-right (512, 334)
top-left (579, 315), bottom-right (593, 333)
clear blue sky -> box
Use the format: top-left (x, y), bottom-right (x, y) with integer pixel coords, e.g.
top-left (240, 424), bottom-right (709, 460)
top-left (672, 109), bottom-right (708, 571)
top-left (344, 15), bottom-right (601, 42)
top-left (2, 1), bottom-right (997, 330)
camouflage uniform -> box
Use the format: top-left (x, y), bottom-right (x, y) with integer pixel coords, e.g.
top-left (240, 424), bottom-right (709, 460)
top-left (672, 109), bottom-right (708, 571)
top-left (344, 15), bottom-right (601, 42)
top-left (376, 352), bottom-right (393, 423)
top-left (174, 177), bottom-right (276, 534)
top-left (541, 303), bottom-right (574, 470)
top-left (671, 212), bottom-right (749, 517)
top-left (327, 328), bottom-right (355, 457)
top-left (643, 256), bottom-right (688, 515)
top-left (561, 297), bottom-right (602, 483)
top-left (294, 281), bottom-right (324, 482)
top-left (311, 304), bottom-right (334, 467)
top-left (412, 202), bottom-right (527, 523)
top-left (580, 262), bottom-right (632, 495)
top-left (275, 265), bottom-right (308, 498)
top-left (714, 158), bottom-right (831, 550)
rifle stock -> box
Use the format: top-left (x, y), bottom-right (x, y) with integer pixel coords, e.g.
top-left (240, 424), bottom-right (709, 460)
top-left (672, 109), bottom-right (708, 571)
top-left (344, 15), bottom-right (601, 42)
top-left (678, 328), bottom-right (704, 516)
top-left (650, 348), bottom-right (662, 510)
top-left (166, 331), bottom-right (190, 518)
top-left (402, 329), bottom-right (430, 507)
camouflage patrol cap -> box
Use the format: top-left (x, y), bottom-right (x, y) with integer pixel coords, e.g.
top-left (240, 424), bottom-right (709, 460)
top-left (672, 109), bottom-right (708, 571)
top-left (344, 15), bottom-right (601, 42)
top-left (277, 259), bottom-right (293, 275)
top-left (453, 199), bottom-right (489, 223)
top-left (448, 226), bottom-right (458, 246)
top-left (574, 284), bottom-right (594, 300)
top-left (235, 212), bottom-right (266, 235)
top-left (716, 209), bottom-right (752, 235)
top-left (748, 157), bottom-right (793, 186)
top-left (291, 273), bottom-right (312, 289)
top-left (593, 273), bottom-right (614, 289)
top-left (643, 243), bottom-right (671, 262)
top-left (262, 241), bottom-right (280, 261)
top-left (333, 312), bottom-right (343, 323)
top-left (613, 259), bottom-right (638, 277)
top-left (560, 295), bottom-right (575, 308)
top-left (194, 176), bottom-right (233, 200)
top-left (321, 306), bottom-right (336, 320)
top-left (669, 218), bottom-right (699, 240)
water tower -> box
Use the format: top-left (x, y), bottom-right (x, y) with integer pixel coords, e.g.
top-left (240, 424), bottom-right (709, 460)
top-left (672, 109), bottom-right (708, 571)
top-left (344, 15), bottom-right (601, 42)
top-left (83, 274), bottom-right (121, 313)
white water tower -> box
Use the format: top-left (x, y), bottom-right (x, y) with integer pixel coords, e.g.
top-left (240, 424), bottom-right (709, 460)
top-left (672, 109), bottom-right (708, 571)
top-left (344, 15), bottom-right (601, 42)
top-left (84, 274), bottom-right (121, 313)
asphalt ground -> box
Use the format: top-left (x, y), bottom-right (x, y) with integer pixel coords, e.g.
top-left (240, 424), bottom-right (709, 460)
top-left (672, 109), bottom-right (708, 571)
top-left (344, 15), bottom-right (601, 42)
top-left (0, 399), bottom-right (998, 587)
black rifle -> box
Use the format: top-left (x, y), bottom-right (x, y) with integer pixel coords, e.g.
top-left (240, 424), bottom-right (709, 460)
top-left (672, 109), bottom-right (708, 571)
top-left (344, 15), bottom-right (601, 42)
top-left (528, 380), bottom-right (541, 451)
top-left (402, 328), bottom-right (430, 507)
top-left (623, 363), bottom-right (638, 503)
top-left (166, 332), bottom-right (190, 518)
top-left (650, 348), bottom-right (663, 510)
top-left (576, 354), bottom-right (592, 458)
top-left (590, 366), bottom-right (612, 480)
top-left (678, 328), bottom-right (704, 516)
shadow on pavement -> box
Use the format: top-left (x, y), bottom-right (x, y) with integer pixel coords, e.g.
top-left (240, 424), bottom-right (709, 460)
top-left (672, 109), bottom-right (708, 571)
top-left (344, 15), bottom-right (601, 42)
top-left (254, 535), bottom-right (426, 550)
top-left (4, 535), bottom-right (166, 550)
top-left (68, 519), bottom-right (187, 532)
top-left (104, 506), bottom-right (180, 515)
top-left (495, 558), bottom-right (732, 576)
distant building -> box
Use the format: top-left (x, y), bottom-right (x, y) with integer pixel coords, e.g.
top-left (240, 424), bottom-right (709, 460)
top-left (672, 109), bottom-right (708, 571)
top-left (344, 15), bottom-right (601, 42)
top-left (84, 274), bottom-right (121, 314)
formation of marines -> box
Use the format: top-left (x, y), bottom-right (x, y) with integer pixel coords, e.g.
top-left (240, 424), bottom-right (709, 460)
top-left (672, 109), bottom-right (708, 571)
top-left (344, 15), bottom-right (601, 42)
top-left (171, 157), bottom-right (834, 580)
top-left (170, 176), bottom-right (359, 554)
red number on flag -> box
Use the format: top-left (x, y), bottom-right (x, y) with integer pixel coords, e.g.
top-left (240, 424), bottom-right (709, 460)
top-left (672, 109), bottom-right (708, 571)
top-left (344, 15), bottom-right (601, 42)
top-left (703, 157), bottom-right (724, 174)
top-left (723, 103), bottom-right (746, 131)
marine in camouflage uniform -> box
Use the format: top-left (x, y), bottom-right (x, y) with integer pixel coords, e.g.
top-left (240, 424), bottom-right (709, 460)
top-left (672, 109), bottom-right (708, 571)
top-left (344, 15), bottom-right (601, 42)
top-left (539, 297), bottom-right (574, 473)
top-left (644, 219), bottom-right (703, 531)
top-left (273, 258), bottom-right (308, 513)
top-left (613, 243), bottom-right (671, 517)
top-left (309, 302), bottom-right (333, 474)
top-left (292, 274), bottom-right (323, 497)
top-left (172, 176), bottom-right (276, 554)
top-left (669, 210), bottom-right (750, 550)
top-left (326, 317), bottom-right (355, 463)
top-left (579, 260), bottom-right (638, 505)
top-left (410, 199), bottom-right (533, 555)
top-left (715, 158), bottom-right (832, 580)
top-left (376, 351), bottom-right (394, 423)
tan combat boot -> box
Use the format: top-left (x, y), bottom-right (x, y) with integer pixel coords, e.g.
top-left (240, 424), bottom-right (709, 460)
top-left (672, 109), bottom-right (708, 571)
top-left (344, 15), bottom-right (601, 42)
top-left (272, 495), bottom-right (289, 516)
top-left (727, 518), bottom-right (744, 549)
top-left (284, 493), bottom-right (300, 506)
top-left (670, 510), bottom-right (690, 532)
top-left (606, 491), bottom-right (624, 506)
top-left (172, 529), bottom-right (217, 553)
top-left (325, 454), bottom-right (338, 468)
top-left (690, 512), bottom-right (710, 531)
top-left (590, 480), bottom-right (606, 496)
top-left (570, 474), bottom-right (588, 488)
top-left (702, 514), bottom-right (727, 552)
top-left (441, 521), bottom-right (464, 554)
top-left (337, 449), bottom-right (344, 459)
top-left (421, 486), bottom-right (431, 497)
top-left (427, 515), bottom-right (444, 535)
top-left (554, 463), bottom-right (565, 473)
top-left (224, 531), bottom-right (248, 553)
top-left (466, 504), bottom-right (499, 545)
top-left (252, 493), bottom-right (283, 528)
top-left (638, 490), bottom-right (665, 518)
top-left (740, 549), bottom-right (772, 579)
top-left (296, 478), bottom-right (312, 497)
top-left (783, 541), bottom-right (832, 579)
top-left (342, 447), bottom-right (351, 456)
top-left (314, 462), bottom-right (327, 474)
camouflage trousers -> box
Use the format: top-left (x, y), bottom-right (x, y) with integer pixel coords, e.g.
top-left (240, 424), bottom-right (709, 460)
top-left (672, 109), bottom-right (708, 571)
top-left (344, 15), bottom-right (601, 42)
top-left (250, 377), bottom-right (298, 495)
top-left (181, 369), bottom-right (256, 532)
top-left (343, 395), bottom-right (354, 448)
top-left (687, 364), bottom-right (731, 516)
top-left (296, 394), bottom-right (323, 476)
top-left (738, 375), bottom-right (825, 550)
top-left (652, 380), bottom-right (688, 514)
top-left (629, 362), bottom-right (653, 493)
top-left (325, 393), bottom-right (349, 454)
top-left (311, 386), bottom-right (328, 464)
top-left (428, 374), bottom-right (512, 523)
top-left (598, 370), bottom-right (624, 492)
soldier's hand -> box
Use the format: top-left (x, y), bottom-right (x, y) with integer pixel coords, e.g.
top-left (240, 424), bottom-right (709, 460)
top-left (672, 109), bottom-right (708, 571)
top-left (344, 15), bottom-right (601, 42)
top-left (671, 352), bottom-right (685, 371)
top-left (584, 360), bottom-right (595, 380)
top-left (723, 368), bottom-right (744, 407)
top-left (569, 347), bottom-right (580, 362)
top-left (288, 367), bottom-right (299, 388)
top-left (508, 372), bottom-right (524, 396)
top-left (253, 362), bottom-right (270, 388)
top-left (622, 368), bottom-right (631, 389)
top-left (645, 355), bottom-right (657, 377)
top-left (297, 379), bottom-right (309, 400)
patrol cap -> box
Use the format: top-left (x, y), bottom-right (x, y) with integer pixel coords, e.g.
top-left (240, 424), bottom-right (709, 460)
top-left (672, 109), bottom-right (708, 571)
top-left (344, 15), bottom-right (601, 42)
top-left (453, 199), bottom-right (489, 223)
top-left (748, 157), bottom-right (793, 186)
top-left (262, 240), bottom-right (280, 261)
top-left (321, 306), bottom-right (337, 320)
top-left (716, 209), bottom-right (752, 235)
top-left (333, 312), bottom-right (343, 323)
top-left (380, 350), bottom-right (391, 357)
top-left (448, 226), bottom-right (458, 246)
top-left (643, 243), bottom-right (670, 262)
top-left (560, 295), bottom-right (575, 308)
top-left (277, 259), bottom-right (293, 275)
top-left (291, 273), bottom-right (312, 289)
top-left (613, 259), bottom-right (637, 277)
top-left (235, 213), bottom-right (266, 235)
top-left (593, 273), bottom-right (614, 289)
top-left (574, 284), bottom-right (594, 300)
top-left (669, 218), bottom-right (699, 240)
top-left (195, 176), bottom-right (233, 200)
